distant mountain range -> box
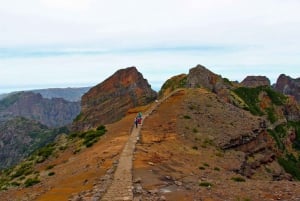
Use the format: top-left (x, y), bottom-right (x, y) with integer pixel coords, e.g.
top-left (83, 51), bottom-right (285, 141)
top-left (0, 87), bottom-right (91, 102)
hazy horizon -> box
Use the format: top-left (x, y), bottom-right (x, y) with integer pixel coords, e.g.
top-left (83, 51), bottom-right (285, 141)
top-left (1, 0), bottom-right (300, 94)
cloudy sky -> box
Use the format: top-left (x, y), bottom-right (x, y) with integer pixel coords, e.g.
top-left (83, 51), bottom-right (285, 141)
top-left (1, 0), bottom-right (300, 93)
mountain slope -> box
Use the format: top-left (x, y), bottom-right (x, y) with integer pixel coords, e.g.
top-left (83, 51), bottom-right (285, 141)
top-left (0, 117), bottom-right (62, 169)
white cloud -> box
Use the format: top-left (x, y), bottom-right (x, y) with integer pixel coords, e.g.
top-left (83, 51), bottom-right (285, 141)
top-left (0, 0), bottom-right (300, 93)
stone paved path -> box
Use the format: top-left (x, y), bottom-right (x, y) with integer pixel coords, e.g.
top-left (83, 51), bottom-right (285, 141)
top-left (101, 90), bottom-right (181, 201)
top-left (101, 107), bottom-right (156, 201)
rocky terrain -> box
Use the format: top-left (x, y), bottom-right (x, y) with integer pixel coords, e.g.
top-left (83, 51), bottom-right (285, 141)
top-left (274, 74), bottom-right (300, 103)
top-left (73, 66), bottom-right (157, 131)
top-left (0, 65), bottom-right (299, 201)
top-left (241, 76), bottom-right (271, 88)
top-left (0, 91), bottom-right (80, 128)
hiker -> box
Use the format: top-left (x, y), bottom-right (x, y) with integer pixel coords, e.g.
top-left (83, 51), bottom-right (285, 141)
top-left (134, 117), bottom-right (139, 128)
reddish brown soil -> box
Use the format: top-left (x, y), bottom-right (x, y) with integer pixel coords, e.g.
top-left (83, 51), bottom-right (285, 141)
top-left (133, 89), bottom-right (300, 201)
top-left (2, 88), bottom-right (300, 201)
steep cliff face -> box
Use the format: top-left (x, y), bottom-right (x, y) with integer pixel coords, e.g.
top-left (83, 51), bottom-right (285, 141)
top-left (274, 74), bottom-right (300, 103)
top-left (73, 67), bottom-right (157, 131)
top-left (0, 92), bottom-right (80, 128)
top-left (241, 76), bottom-right (271, 88)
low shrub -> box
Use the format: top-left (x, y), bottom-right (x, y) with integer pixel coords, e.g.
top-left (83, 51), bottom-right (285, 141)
top-left (231, 177), bottom-right (246, 182)
top-left (199, 182), bottom-right (212, 187)
top-left (24, 178), bottom-right (40, 187)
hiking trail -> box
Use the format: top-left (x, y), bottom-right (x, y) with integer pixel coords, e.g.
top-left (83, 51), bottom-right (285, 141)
top-left (101, 90), bottom-right (182, 201)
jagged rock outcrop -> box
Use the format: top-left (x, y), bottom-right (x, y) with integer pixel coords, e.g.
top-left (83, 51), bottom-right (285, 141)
top-left (274, 74), bottom-right (300, 103)
top-left (186, 64), bottom-right (233, 102)
top-left (73, 67), bottom-right (157, 131)
top-left (0, 92), bottom-right (80, 128)
top-left (241, 76), bottom-right (271, 88)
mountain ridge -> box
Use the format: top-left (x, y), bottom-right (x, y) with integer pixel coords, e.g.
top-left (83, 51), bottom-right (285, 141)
top-left (0, 65), bottom-right (300, 200)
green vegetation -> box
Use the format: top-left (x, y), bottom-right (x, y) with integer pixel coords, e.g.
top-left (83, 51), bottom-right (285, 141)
top-left (10, 162), bottom-right (33, 179)
top-left (199, 182), bottom-right (212, 187)
top-left (268, 129), bottom-right (285, 151)
top-left (159, 74), bottom-right (187, 96)
top-left (231, 176), bottom-right (246, 182)
top-left (233, 86), bottom-right (286, 116)
top-left (35, 143), bottom-right (56, 163)
top-left (278, 153), bottom-right (300, 180)
top-left (0, 92), bottom-right (23, 110)
top-left (69, 125), bottom-right (107, 148)
top-left (289, 121), bottom-right (300, 150)
top-left (265, 107), bottom-right (277, 123)
top-left (24, 177), bottom-right (40, 187)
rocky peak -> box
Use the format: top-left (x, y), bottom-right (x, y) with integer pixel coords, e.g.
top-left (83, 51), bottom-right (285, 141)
top-left (241, 76), bottom-right (271, 88)
top-left (186, 64), bottom-right (222, 90)
top-left (73, 67), bottom-right (157, 131)
top-left (274, 74), bottom-right (300, 103)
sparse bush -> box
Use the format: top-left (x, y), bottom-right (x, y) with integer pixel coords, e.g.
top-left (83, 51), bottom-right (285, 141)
top-left (192, 146), bottom-right (198, 150)
top-left (193, 128), bottom-right (198, 133)
top-left (11, 163), bottom-right (33, 179)
top-left (24, 178), bottom-right (40, 187)
top-left (183, 115), bottom-right (191, 119)
top-left (214, 167), bottom-right (220, 171)
top-left (199, 166), bottom-right (205, 170)
top-left (203, 163), bottom-right (209, 167)
top-left (199, 182), bottom-right (212, 187)
top-left (231, 177), bottom-right (246, 182)
top-left (10, 181), bottom-right (20, 187)
top-left (46, 165), bottom-right (55, 170)
top-left (48, 172), bottom-right (55, 176)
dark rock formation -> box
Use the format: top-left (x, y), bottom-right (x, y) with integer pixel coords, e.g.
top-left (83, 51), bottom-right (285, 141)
top-left (274, 74), bottom-right (300, 103)
top-left (241, 76), bottom-right (271, 88)
top-left (186, 64), bottom-right (233, 101)
top-left (73, 67), bottom-right (157, 131)
top-left (0, 92), bottom-right (80, 128)
top-left (186, 64), bottom-right (223, 90)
